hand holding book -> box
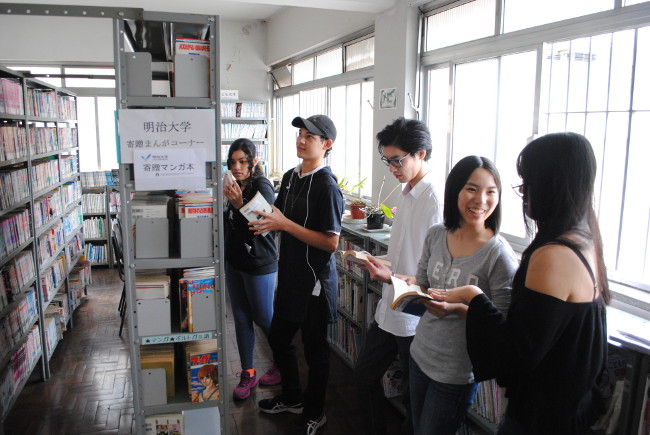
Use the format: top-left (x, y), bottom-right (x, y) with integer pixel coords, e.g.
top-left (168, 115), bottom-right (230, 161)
top-left (240, 191), bottom-right (276, 236)
top-left (363, 254), bottom-right (395, 284)
top-left (223, 175), bottom-right (243, 209)
top-left (428, 285), bottom-right (484, 305)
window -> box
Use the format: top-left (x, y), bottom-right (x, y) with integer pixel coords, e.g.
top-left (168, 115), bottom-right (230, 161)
top-left (422, 1), bottom-right (650, 291)
top-left (270, 35), bottom-right (374, 88)
top-left (425, 0), bottom-right (496, 51)
top-left (272, 34), bottom-right (375, 198)
top-left (346, 37), bottom-right (375, 71)
top-left (293, 58), bottom-right (314, 85)
top-left (329, 81), bottom-right (374, 197)
top-left (316, 48), bottom-right (343, 79)
top-left (539, 29), bottom-right (650, 285)
top-left (502, 0), bottom-right (612, 33)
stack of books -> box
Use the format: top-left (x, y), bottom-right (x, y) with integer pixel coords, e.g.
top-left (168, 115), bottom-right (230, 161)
top-left (175, 190), bottom-right (213, 219)
top-left (135, 273), bottom-right (171, 300)
top-left (0, 78), bottom-right (25, 116)
top-left (0, 125), bottom-right (28, 161)
top-left (179, 267), bottom-right (215, 333)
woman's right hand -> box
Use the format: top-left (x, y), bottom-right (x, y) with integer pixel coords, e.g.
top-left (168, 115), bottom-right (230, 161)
top-left (223, 181), bottom-right (244, 209)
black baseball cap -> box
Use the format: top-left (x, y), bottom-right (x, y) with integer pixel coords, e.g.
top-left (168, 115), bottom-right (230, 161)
top-left (292, 115), bottom-right (337, 141)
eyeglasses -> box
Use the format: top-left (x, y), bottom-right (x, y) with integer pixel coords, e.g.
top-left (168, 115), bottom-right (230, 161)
top-left (380, 153), bottom-right (410, 168)
top-left (511, 183), bottom-right (524, 198)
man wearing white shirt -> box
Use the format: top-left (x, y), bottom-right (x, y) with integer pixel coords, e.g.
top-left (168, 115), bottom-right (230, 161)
top-left (354, 117), bottom-right (443, 435)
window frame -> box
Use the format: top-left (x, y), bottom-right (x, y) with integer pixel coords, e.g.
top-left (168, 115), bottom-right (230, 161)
top-left (420, 1), bottom-right (650, 302)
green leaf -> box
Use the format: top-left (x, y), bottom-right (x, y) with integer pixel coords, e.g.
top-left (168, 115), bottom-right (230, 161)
top-left (380, 203), bottom-right (393, 218)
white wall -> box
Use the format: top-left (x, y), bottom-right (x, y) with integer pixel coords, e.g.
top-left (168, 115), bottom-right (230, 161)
top-left (220, 20), bottom-right (270, 101)
top-left (371, 1), bottom-right (421, 203)
top-left (0, 15), bottom-right (270, 101)
top-left (265, 6), bottom-right (375, 65)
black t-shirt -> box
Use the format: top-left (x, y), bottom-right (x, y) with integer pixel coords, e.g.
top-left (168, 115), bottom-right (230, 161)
top-left (273, 166), bottom-right (344, 323)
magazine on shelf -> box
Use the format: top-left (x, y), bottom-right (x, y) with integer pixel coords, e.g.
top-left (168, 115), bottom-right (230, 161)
top-left (179, 267), bottom-right (215, 332)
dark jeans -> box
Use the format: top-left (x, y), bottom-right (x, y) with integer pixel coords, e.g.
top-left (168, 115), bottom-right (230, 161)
top-left (409, 356), bottom-right (479, 435)
top-left (268, 294), bottom-right (330, 419)
top-left (353, 321), bottom-right (414, 435)
top-left (225, 262), bottom-right (276, 370)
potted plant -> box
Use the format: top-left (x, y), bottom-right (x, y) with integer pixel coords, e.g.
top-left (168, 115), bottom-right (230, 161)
top-left (362, 176), bottom-right (401, 229)
top-left (349, 198), bottom-right (368, 219)
top-left (362, 203), bottom-right (394, 229)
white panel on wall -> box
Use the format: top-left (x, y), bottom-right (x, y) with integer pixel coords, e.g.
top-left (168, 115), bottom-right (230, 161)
top-left (0, 15), bottom-right (113, 63)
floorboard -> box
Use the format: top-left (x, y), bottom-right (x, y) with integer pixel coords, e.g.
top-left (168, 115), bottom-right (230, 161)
top-left (3, 268), bottom-right (407, 434)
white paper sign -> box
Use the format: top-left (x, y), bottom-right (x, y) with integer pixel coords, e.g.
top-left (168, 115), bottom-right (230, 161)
top-left (221, 89), bottom-right (239, 100)
top-left (134, 148), bottom-right (206, 190)
top-left (118, 109), bottom-right (216, 163)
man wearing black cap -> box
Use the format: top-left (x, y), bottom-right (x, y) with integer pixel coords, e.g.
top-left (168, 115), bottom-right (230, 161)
top-left (250, 114), bottom-right (344, 435)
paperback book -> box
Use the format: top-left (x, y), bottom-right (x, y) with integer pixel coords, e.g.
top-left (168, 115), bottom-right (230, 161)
top-left (337, 250), bottom-right (391, 267)
top-left (238, 190), bottom-right (273, 236)
top-left (389, 275), bottom-right (434, 317)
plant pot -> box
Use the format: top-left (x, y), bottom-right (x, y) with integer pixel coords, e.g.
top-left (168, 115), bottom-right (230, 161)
top-left (350, 204), bottom-right (366, 219)
top-left (366, 213), bottom-right (385, 229)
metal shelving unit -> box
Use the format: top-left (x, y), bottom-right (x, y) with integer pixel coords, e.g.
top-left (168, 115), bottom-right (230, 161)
top-left (113, 10), bottom-right (227, 435)
top-left (0, 64), bottom-right (85, 425)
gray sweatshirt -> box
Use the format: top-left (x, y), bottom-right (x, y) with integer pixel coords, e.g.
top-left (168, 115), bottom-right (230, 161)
top-left (410, 224), bottom-right (518, 384)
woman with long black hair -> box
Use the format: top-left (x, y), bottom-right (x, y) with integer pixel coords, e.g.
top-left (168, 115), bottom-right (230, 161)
top-left (432, 132), bottom-right (610, 433)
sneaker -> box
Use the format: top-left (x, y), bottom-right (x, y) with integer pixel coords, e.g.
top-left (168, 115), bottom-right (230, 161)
top-left (294, 414), bottom-right (327, 435)
top-left (258, 395), bottom-right (303, 414)
top-left (233, 370), bottom-right (258, 400)
top-left (259, 363), bottom-right (282, 386)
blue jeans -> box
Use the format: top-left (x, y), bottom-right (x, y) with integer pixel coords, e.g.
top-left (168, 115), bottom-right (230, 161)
top-left (409, 356), bottom-right (479, 435)
top-left (225, 261), bottom-right (277, 370)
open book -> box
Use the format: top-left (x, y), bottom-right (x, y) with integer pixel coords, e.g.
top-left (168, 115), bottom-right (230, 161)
top-left (239, 190), bottom-right (273, 236)
top-left (337, 250), bottom-right (391, 267)
top-left (389, 275), bottom-right (434, 317)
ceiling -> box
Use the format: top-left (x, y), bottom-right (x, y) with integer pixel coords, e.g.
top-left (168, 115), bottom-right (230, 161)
top-left (5, 0), bottom-right (399, 20)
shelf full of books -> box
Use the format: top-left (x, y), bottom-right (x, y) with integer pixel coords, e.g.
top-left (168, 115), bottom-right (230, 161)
top-left (115, 10), bottom-right (227, 435)
top-left (0, 64), bottom-right (88, 422)
top-left (330, 226), bottom-right (388, 369)
top-left (81, 178), bottom-right (121, 268)
top-left (220, 100), bottom-right (269, 167)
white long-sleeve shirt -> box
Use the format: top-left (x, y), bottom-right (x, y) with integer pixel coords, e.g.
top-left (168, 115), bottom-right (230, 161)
top-left (374, 170), bottom-right (442, 337)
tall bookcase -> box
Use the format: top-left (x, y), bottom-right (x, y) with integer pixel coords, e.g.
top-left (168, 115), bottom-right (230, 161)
top-left (81, 184), bottom-right (120, 267)
top-left (114, 11), bottom-right (227, 435)
top-left (0, 65), bottom-right (85, 423)
top-left (220, 100), bottom-right (269, 175)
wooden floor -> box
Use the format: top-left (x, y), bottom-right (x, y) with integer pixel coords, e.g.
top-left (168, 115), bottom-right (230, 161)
top-left (3, 268), bottom-right (406, 434)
